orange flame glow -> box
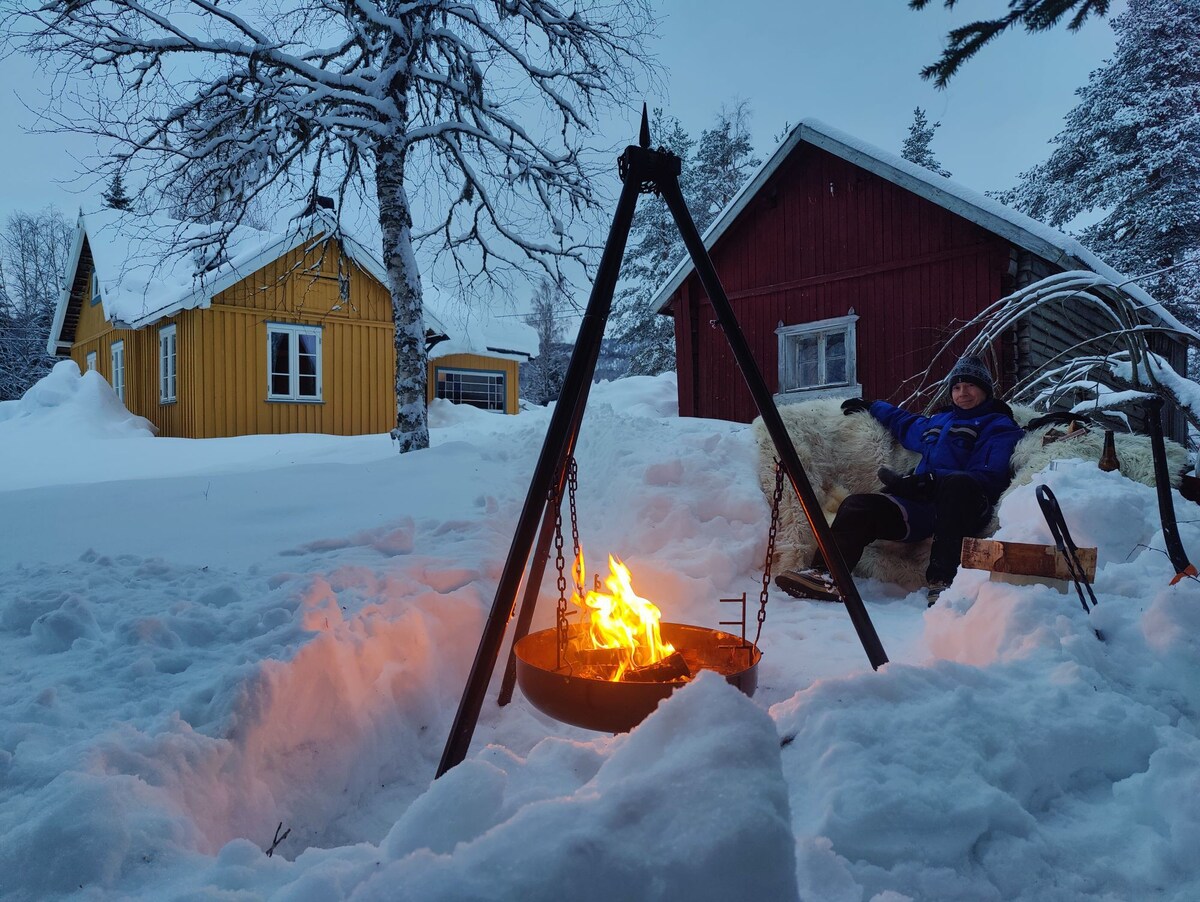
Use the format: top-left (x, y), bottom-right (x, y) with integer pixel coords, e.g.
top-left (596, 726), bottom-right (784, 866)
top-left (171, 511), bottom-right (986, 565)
top-left (570, 550), bottom-right (676, 681)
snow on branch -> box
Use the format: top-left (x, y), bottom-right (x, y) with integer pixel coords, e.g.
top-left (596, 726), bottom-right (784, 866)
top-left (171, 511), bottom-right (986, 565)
top-left (901, 270), bottom-right (1200, 433)
top-left (3, 0), bottom-right (655, 291)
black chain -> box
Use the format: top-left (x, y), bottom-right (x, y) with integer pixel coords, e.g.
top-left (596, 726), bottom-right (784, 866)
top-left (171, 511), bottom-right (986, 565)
top-left (567, 458), bottom-right (582, 595)
top-left (554, 457), bottom-right (583, 669)
top-left (553, 484), bottom-right (569, 669)
top-left (755, 460), bottom-right (786, 647)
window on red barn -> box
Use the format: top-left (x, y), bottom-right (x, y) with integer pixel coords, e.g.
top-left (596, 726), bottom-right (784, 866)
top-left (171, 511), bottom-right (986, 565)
top-left (775, 312), bottom-right (860, 399)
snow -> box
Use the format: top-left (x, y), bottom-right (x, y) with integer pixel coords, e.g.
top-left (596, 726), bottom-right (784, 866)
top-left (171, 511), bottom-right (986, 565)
top-left (427, 304), bottom-right (539, 362)
top-left (3, 367), bottom-right (1200, 901)
top-left (73, 207), bottom-right (323, 329)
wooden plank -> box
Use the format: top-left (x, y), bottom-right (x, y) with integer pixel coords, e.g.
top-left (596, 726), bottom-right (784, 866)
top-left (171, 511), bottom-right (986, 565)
top-left (961, 536), bottom-right (1097, 581)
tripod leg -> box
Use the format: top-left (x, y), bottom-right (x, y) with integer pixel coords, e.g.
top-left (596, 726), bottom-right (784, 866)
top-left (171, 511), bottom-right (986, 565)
top-left (497, 499), bottom-right (558, 706)
top-left (436, 168), bottom-right (643, 778)
top-left (657, 176), bottom-right (888, 671)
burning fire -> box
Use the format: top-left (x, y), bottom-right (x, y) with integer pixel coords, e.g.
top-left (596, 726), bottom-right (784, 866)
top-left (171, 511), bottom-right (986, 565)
top-left (570, 550), bottom-right (676, 681)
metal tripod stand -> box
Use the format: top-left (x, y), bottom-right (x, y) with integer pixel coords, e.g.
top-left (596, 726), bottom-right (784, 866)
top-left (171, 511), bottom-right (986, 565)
top-left (437, 110), bottom-right (888, 778)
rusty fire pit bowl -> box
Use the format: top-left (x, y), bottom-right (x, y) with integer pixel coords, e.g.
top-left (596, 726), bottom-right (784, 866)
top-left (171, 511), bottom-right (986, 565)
top-left (514, 622), bottom-right (762, 733)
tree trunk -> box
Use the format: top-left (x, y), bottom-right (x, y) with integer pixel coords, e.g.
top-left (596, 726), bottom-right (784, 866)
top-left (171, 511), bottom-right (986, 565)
top-left (375, 135), bottom-right (429, 453)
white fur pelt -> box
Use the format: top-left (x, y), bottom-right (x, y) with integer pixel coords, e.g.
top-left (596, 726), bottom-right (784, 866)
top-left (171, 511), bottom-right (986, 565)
top-left (754, 400), bottom-right (1188, 591)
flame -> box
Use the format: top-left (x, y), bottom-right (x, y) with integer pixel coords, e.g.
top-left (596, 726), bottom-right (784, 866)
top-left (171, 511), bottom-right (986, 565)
top-left (570, 549), bottom-right (675, 680)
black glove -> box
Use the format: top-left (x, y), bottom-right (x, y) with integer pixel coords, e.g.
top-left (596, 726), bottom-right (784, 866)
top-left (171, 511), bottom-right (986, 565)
top-left (878, 466), bottom-right (936, 501)
top-left (841, 397), bottom-right (872, 416)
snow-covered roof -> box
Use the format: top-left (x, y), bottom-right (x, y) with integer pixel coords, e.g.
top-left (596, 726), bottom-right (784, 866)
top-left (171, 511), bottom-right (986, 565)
top-left (428, 308), bottom-right (538, 363)
top-left (46, 207), bottom-right (471, 353)
top-left (650, 118), bottom-right (1188, 334)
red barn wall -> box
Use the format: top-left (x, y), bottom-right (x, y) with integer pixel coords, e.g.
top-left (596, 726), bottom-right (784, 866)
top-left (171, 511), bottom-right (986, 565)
top-left (671, 144), bottom-right (1012, 422)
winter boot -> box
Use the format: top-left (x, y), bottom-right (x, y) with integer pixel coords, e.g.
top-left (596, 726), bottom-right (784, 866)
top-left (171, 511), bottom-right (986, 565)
top-left (775, 568), bottom-right (841, 603)
top-left (925, 580), bottom-right (951, 607)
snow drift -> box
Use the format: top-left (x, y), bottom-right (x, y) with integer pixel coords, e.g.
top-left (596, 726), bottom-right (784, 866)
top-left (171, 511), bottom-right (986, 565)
top-left (1, 366), bottom-right (1198, 901)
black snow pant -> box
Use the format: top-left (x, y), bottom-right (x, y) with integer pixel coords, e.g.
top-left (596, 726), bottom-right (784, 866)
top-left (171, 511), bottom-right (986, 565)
top-left (810, 473), bottom-right (992, 585)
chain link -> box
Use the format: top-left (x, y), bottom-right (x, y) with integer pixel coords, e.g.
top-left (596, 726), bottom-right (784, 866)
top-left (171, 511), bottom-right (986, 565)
top-left (553, 481), bottom-right (569, 668)
top-left (567, 458), bottom-right (582, 595)
top-left (553, 456), bottom-right (583, 669)
top-left (755, 460), bottom-right (786, 647)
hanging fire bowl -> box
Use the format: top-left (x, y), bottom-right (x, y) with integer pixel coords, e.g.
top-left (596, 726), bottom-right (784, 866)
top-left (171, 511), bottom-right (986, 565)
top-left (514, 622), bottom-right (761, 734)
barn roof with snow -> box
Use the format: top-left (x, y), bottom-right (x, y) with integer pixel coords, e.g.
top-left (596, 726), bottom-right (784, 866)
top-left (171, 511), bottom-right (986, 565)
top-left (651, 118), bottom-right (1186, 335)
top-left (645, 117), bottom-right (1189, 436)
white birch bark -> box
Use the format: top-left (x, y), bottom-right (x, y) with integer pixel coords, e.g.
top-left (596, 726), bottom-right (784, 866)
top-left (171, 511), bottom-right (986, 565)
top-left (375, 133), bottom-right (430, 451)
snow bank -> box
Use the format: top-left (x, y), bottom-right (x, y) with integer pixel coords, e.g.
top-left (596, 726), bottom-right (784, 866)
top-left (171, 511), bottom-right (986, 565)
top-left (0, 363), bottom-right (400, 493)
top-left (326, 675), bottom-right (797, 902)
top-left (0, 360), bottom-right (156, 438)
top-left (2, 370), bottom-right (1200, 901)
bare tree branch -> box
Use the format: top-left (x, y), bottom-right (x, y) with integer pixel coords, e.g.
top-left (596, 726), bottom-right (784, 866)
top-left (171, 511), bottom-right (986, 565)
top-left (902, 269), bottom-right (1200, 435)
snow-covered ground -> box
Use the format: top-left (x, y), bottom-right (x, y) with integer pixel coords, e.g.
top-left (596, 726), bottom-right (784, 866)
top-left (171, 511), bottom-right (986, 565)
top-left (2, 363), bottom-right (1198, 901)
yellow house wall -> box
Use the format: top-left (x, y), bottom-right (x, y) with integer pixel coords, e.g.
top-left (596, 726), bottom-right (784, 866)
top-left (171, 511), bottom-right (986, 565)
top-left (70, 239), bottom-right (397, 438)
top-left (69, 238), bottom-right (522, 436)
top-left (201, 240), bottom-right (399, 438)
top-left (428, 352), bottom-right (521, 414)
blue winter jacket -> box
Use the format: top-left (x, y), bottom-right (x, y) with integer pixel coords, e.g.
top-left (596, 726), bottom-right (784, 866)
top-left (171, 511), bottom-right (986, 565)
top-left (868, 398), bottom-right (1024, 502)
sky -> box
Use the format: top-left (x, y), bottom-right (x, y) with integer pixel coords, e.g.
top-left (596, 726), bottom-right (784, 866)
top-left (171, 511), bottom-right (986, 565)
top-left (0, 1), bottom-right (1124, 233)
top-left (2, 362), bottom-right (1199, 900)
top-left (642, 0), bottom-right (1123, 192)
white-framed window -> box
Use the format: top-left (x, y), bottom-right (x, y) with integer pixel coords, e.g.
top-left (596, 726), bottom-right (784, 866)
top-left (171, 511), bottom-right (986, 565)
top-left (435, 367), bottom-right (506, 412)
top-left (110, 340), bottom-right (126, 403)
top-left (267, 323), bottom-right (322, 401)
top-left (85, 351), bottom-right (97, 372)
top-left (159, 324), bottom-right (177, 403)
top-left (776, 312), bottom-right (860, 397)
top-left (90, 271), bottom-right (102, 306)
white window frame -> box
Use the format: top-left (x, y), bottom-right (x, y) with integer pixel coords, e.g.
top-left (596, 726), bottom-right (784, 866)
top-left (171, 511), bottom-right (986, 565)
top-left (90, 271), bottom-right (102, 306)
top-left (110, 341), bottom-right (125, 402)
top-left (435, 367), bottom-right (507, 412)
top-left (775, 312), bottom-right (861, 401)
top-left (159, 324), bottom-right (177, 404)
top-left (267, 323), bottom-right (323, 402)
top-left (85, 351), bottom-right (97, 372)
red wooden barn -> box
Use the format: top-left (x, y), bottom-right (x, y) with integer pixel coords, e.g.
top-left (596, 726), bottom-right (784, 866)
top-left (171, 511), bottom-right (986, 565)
top-left (650, 119), bottom-right (1187, 427)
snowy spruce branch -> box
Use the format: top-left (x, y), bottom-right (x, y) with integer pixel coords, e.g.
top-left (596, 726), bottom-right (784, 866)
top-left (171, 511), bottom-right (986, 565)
top-left (909, 0), bottom-right (1113, 87)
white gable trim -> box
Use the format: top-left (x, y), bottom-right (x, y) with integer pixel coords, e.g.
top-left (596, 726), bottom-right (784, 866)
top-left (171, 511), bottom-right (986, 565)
top-left (45, 215), bottom-right (88, 357)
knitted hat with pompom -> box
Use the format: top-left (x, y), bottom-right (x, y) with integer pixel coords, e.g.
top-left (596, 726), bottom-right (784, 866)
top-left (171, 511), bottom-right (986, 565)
top-left (945, 355), bottom-right (993, 397)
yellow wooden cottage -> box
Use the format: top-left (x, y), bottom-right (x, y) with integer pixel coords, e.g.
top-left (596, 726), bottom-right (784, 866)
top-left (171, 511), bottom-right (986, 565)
top-left (47, 209), bottom-right (536, 438)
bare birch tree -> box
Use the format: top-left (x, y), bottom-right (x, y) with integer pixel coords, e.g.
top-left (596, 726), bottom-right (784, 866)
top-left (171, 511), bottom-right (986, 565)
top-left (0, 207), bottom-right (73, 400)
top-left (0, 0), bottom-right (654, 450)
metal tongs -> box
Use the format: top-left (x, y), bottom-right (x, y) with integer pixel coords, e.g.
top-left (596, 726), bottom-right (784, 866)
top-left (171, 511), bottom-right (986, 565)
top-left (1035, 484), bottom-right (1098, 615)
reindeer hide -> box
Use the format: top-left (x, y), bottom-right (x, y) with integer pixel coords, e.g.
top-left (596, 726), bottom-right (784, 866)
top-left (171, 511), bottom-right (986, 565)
top-left (754, 400), bottom-right (1188, 591)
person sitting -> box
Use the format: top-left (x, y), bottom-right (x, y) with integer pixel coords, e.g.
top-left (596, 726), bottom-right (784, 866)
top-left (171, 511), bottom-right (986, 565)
top-left (775, 354), bottom-right (1024, 606)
